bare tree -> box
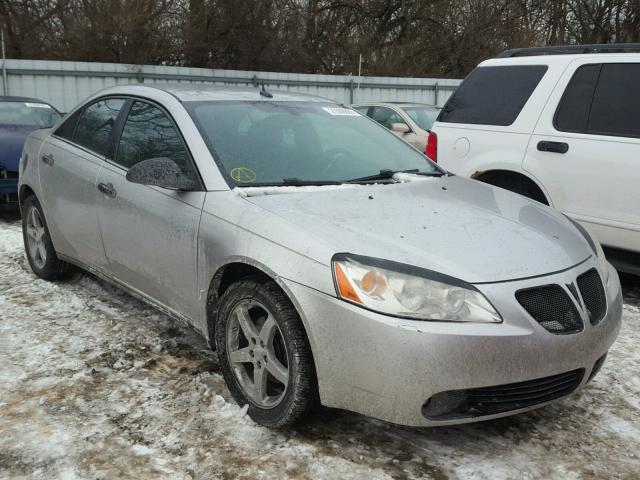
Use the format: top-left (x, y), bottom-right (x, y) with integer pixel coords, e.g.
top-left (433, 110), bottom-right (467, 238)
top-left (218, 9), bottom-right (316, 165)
top-left (1, 0), bottom-right (639, 77)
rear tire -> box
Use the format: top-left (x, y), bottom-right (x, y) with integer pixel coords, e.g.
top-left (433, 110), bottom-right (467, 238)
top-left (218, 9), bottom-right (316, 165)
top-left (215, 277), bottom-right (318, 427)
top-left (22, 195), bottom-right (74, 280)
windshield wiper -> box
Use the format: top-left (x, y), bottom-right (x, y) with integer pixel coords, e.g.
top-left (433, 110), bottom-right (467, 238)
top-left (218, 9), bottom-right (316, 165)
top-left (409, 171), bottom-right (447, 177)
top-left (345, 168), bottom-right (445, 183)
top-left (235, 170), bottom-right (446, 188)
top-left (236, 178), bottom-right (342, 187)
top-left (282, 178), bottom-right (343, 186)
top-left (346, 169), bottom-right (418, 183)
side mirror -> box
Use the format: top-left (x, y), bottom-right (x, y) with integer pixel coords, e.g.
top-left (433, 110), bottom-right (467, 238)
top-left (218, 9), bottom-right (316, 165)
top-left (126, 157), bottom-right (199, 191)
top-left (391, 123), bottom-right (411, 134)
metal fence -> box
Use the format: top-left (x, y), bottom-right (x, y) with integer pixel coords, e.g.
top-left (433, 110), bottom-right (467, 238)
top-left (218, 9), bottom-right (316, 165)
top-left (0, 59), bottom-right (461, 113)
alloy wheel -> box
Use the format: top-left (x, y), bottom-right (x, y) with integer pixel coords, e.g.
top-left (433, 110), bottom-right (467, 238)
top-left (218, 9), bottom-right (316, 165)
top-left (226, 299), bottom-right (290, 408)
top-left (25, 206), bottom-right (47, 270)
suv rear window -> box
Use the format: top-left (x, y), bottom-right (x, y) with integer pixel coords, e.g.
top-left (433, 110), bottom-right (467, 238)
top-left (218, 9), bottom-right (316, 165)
top-left (438, 65), bottom-right (547, 126)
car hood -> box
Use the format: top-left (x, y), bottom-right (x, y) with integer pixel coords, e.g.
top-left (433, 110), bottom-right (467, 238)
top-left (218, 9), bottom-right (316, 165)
top-left (242, 176), bottom-right (592, 284)
top-left (0, 125), bottom-right (39, 171)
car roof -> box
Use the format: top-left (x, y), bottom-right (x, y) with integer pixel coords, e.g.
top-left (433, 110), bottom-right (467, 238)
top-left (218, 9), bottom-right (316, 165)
top-left (0, 95), bottom-right (55, 105)
top-left (352, 101), bottom-right (440, 109)
top-left (496, 43), bottom-right (640, 58)
top-left (481, 52), bottom-right (640, 68)
top-left (100, 84), bottom-right (335, 103)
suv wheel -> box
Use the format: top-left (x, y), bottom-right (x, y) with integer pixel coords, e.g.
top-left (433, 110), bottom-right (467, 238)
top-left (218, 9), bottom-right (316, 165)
top-left (215, 277), bottom-right (318, 427)
top-left (22, 195), bottom-right (73, 280)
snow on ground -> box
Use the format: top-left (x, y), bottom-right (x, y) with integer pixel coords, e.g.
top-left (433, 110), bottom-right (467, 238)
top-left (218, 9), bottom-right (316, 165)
top-left (1, 211), bottom-right (639, 480)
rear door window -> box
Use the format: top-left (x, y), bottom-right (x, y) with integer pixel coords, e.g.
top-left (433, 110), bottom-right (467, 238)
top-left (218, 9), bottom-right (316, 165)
top-left (73, 98), bottom-right (126, 156)
top-left (554, 63), bottom-right (640, 138)
top-left (587, 63), bottom-right (640, 138)
top-left (554, 64), bottom-right (601, 133)
top-left (54, 110), bottom-right (82, 141)
top-left (438, 65), bottom-right (548, 126)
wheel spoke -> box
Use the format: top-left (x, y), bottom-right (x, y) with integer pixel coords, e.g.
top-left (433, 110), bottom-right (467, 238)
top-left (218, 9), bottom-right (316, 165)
top-left (236, 305), bottom-right (259, 340)
top-left (37, 243), bottom-right (47, 263)
top-left (253, 364), bottom-right (268, 402)
top-left (258, 316), bottom-right (277, 344)
top-left (229, 346), bottom-right (253, 364)
top-left (26, 226), bottom-right (38, 240)
top-left (226, 299), bottom-right (289, 408)
top-left (32, 208), bottom-right (42, 229)
top-left (266, 354), bottom-right (288, 385)
top-left (30, 208), bottom-right (37, 229)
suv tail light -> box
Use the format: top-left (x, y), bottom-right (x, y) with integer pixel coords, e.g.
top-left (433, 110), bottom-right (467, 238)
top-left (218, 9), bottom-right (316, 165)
top-left (426, 131), bottom-right (438, 162)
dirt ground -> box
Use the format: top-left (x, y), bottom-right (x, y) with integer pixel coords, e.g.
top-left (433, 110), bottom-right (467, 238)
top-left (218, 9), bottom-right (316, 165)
top-left (1, 210), bottom-right (639, 480)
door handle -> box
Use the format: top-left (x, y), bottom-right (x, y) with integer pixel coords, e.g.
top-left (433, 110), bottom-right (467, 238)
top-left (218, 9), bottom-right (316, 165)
top-left (537, 141), bottom-right (569, 154)
top-left (98, 182), bottom-right (117, 198)
top-left (41, 154), bottom-right (55, 166)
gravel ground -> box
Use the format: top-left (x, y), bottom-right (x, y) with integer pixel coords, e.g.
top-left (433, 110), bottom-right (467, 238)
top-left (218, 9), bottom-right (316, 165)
top-left (1, 210), bottom-right (639, 480)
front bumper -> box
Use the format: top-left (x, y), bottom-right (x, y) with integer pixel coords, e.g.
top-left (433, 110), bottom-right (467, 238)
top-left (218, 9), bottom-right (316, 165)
top-left (285, 260), bottom-right (622, 426)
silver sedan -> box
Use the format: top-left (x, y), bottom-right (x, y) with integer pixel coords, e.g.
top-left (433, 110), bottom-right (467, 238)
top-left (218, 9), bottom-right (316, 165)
top-left (19, 84), bottom-right (622, 428)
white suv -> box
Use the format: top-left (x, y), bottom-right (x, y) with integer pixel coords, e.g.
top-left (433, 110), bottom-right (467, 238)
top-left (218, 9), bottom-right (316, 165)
top-left (430, 44), bottom-right (640, 274)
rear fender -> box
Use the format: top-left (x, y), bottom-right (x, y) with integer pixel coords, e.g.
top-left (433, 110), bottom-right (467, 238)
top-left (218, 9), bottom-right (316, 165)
top-left (18, 130), bottom-right (50, 209)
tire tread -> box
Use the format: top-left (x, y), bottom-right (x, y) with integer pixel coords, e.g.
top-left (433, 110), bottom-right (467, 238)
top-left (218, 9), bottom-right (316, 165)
top-left (215, 276), bottom-right (319, 427)
top-left (22, 195), bottom-right (74, 281)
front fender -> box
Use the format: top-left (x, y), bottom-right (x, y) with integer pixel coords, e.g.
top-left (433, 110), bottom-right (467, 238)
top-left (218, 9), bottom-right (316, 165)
top-left (196, 192), bottom-right (336, 346)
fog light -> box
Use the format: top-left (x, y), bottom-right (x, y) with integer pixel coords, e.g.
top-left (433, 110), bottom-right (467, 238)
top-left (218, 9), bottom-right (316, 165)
top-left (422, 390), bottom-right (467, 419)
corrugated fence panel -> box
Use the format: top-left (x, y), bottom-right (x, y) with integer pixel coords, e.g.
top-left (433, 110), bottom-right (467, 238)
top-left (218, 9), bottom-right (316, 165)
top-left (0, 59), bottom-right (461, 112)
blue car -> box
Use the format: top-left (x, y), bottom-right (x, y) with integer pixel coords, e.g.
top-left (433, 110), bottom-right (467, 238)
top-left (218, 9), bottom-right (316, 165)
top-left (0, 96), bottom-right (61, 205)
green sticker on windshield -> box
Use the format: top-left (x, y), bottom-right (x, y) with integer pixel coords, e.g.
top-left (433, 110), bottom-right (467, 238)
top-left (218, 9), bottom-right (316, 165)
top-left (231, 167), bottom-right (257, 183)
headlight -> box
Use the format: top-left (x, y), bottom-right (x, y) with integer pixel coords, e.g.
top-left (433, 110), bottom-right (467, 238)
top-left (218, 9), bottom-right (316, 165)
top-left (332, 254), bottom-right (501, 323)
top-left (564, 216), bottom-right (609, 283)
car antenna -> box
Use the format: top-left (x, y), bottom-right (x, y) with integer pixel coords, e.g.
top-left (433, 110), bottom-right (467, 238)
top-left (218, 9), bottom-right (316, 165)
top-left (259, 83), bottom-right (273, 98)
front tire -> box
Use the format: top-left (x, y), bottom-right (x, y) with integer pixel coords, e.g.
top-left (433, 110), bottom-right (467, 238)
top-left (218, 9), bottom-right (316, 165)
top-left (215, 277), bottom-right (318, 427)
top-left (22, 195), bottom-right (73, 280)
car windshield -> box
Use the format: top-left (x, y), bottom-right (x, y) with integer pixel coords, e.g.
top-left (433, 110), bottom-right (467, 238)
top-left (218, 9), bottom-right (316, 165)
top-left (402, 106), bottom-right (440, 131)
top-left (0, 101), bottom-right (61, 127)
top-left (186, 101), bottom-right (441, 186)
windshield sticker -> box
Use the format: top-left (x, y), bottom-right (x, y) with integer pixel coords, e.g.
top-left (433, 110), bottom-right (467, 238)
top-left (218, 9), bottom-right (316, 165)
top-left (25, 103), bottom-right (52, 109)
top-left (230, 167), bottom-right (257, 183)
top-left (322, 107), bottom-right (360, 116)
